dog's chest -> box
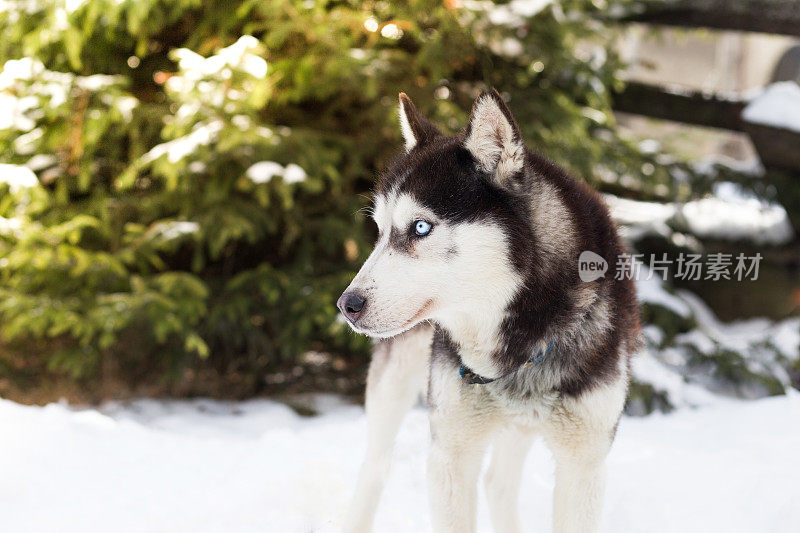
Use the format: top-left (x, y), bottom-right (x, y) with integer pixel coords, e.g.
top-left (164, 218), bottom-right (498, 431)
top-left (483, 379), bottom-right (560, 428)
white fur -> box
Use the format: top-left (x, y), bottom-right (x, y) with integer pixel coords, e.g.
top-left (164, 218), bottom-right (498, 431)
top-left (344, 191), bottom-right (442, 336)
top-left (543, 360), bottom-right (628, 533)
top-left (343, 186), bottom-right (625, 532)
top-left (484, 426), bottom-right (534, 533)
top-left (344, 102), bottom-right (627, 532)
top-left (343, 325), bottom-right (432, 533)
top-left (432, 219), bottom-right (521, 379)
top-left (426, 357), bottom-right (497, 533)
top-left (344, 192), bottom-right (522, 361)
top-left (399, 101), bottom-right (417, 152)
top-left (463, 95), bottom-right (525, 184)
top-left (422, 354), bottom-right (627, 533)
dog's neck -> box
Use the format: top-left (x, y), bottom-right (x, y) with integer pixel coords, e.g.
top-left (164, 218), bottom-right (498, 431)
top-left (433, 175), bottom-right (577, 380)
top-left (434, 307), bottom-right (510, 379)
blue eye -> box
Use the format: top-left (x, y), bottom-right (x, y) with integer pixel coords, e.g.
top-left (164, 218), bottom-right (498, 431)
top-left (414, 220), bottom-right (432, 236)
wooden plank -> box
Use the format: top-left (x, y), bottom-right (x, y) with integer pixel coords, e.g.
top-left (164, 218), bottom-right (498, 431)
top-left (617, 0), bottom-right (800, 37)
top-left (612, 81), bottom-right (747, 131)
top-left (612, 81), bottom-right (800, 171)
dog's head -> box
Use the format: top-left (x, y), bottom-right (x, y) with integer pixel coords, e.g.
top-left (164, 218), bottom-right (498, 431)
top-left (338, 90), bottom-right (532, 338)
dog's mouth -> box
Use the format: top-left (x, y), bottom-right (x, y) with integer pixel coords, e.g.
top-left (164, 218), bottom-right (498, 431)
top-left (349, 298), bottom-right (435, 338)
top-left (403, 298), bottom-right (435, 328)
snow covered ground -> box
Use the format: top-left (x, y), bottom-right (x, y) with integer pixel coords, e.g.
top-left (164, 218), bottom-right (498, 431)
top-left (1, 393), bottom-right (798, 532)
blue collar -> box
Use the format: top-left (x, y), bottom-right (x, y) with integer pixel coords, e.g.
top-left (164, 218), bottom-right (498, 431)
top-left (458, 342), bottom-right (554, 385)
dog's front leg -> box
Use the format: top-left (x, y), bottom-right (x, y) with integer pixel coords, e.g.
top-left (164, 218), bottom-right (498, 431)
top-left (544, 377), bottom-right (626, 533)
top-left (344, 325), bottom-right (432, 533)
top-left (484, 425), bottom-right (535, 533)
top-left (427, 419), bottom-right (491, 533)
top-left (426, 369), bottom-right (495, 533)
top-left (548, 441), bottom-right (608, 533)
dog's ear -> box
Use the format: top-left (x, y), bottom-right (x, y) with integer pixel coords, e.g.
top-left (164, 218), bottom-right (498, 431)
top-left (398, 93), bottom-right (441, 152)
top-left (463, 89), bottom-right (525, 186)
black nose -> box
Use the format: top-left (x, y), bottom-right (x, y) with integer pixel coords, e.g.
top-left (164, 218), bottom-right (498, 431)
top-left (337, 291), bottom-right (367, 323)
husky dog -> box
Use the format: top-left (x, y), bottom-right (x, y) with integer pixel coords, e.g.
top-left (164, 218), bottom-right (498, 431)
top-left (338, 89), bottom-right (640, 533)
